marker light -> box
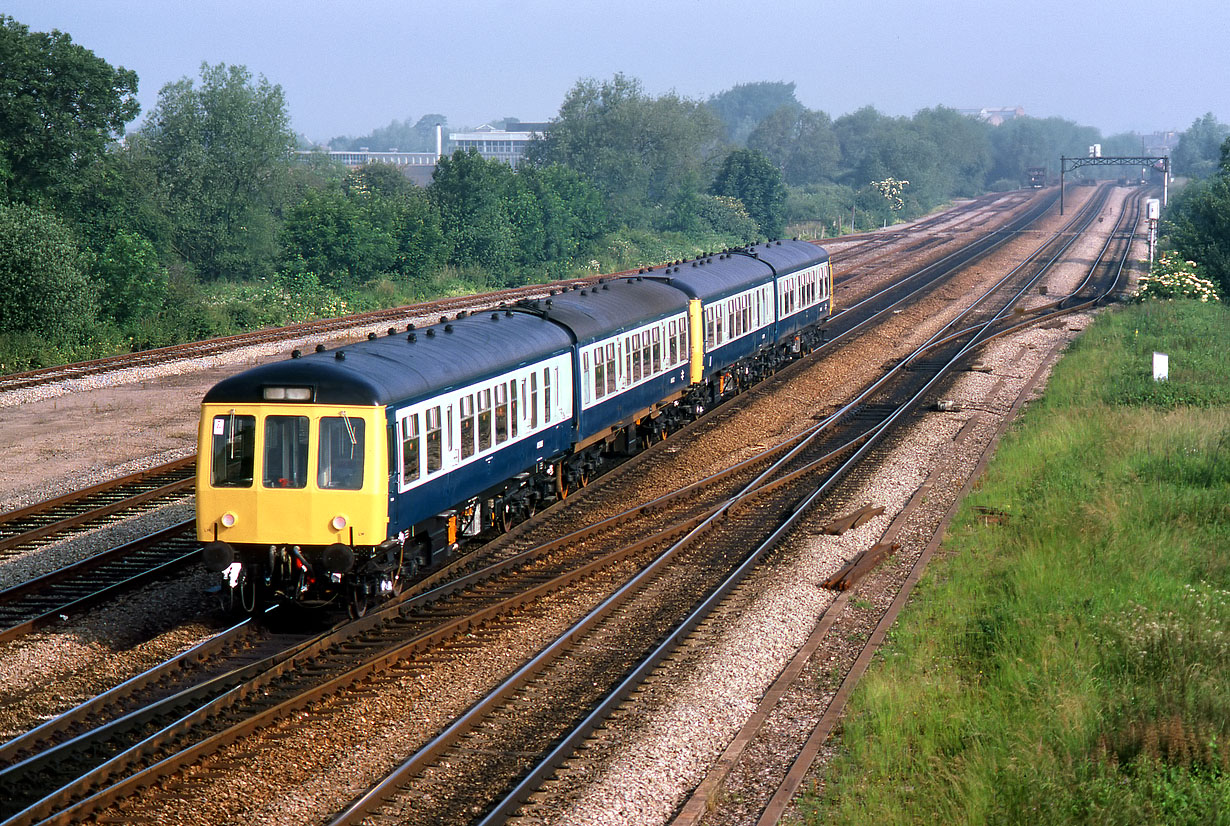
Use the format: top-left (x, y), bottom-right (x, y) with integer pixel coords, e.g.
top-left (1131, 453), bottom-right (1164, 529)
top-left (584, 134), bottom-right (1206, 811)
top-left (331, 515), bottom-right (348, 531)
top-left (220, 512), bottom-right (237, 528)
top-left (263, 386), bottom-right (312, 401)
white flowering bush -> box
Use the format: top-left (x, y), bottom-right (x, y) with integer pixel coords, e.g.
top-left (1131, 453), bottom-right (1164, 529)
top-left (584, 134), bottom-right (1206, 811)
top-left (1134, 254), bottom-right (1221, 303)
top-left (871, 178), bottom-right (910, 212)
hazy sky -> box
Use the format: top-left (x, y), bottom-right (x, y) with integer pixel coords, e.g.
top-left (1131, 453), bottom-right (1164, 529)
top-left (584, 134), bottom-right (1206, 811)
top-left (6, 0), bottom-right (1227, 142)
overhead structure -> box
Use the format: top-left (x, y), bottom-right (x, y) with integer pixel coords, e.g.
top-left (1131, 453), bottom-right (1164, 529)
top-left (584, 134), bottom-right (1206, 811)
top-left (1060, 154), bottom-right (1170, 214)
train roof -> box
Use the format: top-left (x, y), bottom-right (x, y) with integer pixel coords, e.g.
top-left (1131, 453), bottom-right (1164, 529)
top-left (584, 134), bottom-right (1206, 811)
top-left (202, 311), bottom-right (574, 407)
top-left (643, 240), bottom-right (827, 301)
top-left (512, 277), bottom-right (689, 345)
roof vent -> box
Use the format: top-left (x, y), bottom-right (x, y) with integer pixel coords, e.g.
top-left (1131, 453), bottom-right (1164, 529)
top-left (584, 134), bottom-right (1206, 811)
top-left (335, 351), bottom-right (346, 361)
top-left (492, 313), bottom-right (500, 320)
top-left (426, 328), bottom-right (436, 338)
top-left (291, 349), bottom-right (302, 359)
top-left (505, 309), bottom-right (514, 317)
top-left (407, 323), bottom-right (416, 331)
top-left (387, 327), bottom-right (396, 336)
top-left (602, 284), bottom-right (610, 290)
top-left (315, 344), bottom-right (327, 353)
top-left (439, 316), bottom-right (448, 324)
top-left (545, 299), bottom-right (553, 307)
top-left (691, 262), bottom-right (697, 267)
top-left (444, 323), bottom-right (454, 333)
top-left (457, 311), bottom-right (467, 319)
top-left (407, 332), bottom-right (417, 342)
top-left (580, 289), bottom-right (587, 296)
top-left (367, 332), bottom-right (377, 340)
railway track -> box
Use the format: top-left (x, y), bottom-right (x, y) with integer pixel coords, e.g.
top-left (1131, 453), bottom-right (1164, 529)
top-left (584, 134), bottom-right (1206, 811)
top-left (0, 187), bottom-right (1093, 825)
top-left (439, 187), bottom-right (1144, 826)
top-left (0, 459), bottom-right (200, 644)
top-left (0, 458), bottom-right (194, 561)
top-left (665, 187), bottom-right (1148, 826)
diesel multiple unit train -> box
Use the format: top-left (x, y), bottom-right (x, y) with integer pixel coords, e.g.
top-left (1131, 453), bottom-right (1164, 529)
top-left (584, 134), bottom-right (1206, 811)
top-left (197, 240), bottom-right (832, 614)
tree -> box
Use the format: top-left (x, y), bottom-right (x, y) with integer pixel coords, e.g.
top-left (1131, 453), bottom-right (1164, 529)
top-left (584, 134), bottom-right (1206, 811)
top-left (748, 106), bottom-right (841, 186)
top-left (711, 149), bottom-right (787, 238)
top-left (1172, 113), bottom-right (1230, 179)
top-left (430, 149), bottom-right (519, 273)
top-left (0, 202), bottom-right (96, 338)
top-left (986, 116), bottom-right (1100, 186)
top-left (0, 15), bottom-right (139, 202)
top-left (1164, 139), bottom-right (1230, 295)
top-left (94, 230), bottom-right (168, 326)
top-left (707, 81), bottom-right (802, 145)
top-left (281, 185), bottom-right (395, 287)
top-left (526, 74), bottom-right (724, 226)
top-left (910, 107), bottom-right (991, 197)
top-left (141, 63), bottom-right (295, 280)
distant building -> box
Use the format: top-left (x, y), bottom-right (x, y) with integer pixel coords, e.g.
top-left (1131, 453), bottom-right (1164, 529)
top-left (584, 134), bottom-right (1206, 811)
top-left (448, 122), bottom-right (550, 169)
top-left (295, 120), bottom-right (553, 184)
top-left (956, 106), bottom-right (1026, 126)
top-left (1140, 130), bottom-right (1180, 157)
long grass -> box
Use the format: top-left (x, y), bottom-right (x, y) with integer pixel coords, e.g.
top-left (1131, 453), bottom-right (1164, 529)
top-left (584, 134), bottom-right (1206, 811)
top-left (799, 300), bottom-right (1230, 824)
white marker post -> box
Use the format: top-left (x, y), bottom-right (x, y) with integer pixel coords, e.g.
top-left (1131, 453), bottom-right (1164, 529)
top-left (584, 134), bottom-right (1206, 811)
top-left (1153, 352), bottom-right (1169, 382)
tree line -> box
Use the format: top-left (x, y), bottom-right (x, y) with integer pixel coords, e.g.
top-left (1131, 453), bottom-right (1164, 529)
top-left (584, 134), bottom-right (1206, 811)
top-left (1, 16), bottom-right (1221, 372)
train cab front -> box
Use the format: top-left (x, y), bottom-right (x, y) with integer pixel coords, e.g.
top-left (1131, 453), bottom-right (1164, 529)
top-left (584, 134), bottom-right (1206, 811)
top-left (195, 396), bottom-right (391, 614)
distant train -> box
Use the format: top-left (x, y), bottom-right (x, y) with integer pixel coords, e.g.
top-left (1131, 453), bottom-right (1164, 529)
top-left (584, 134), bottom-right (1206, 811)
top-left (197, 240), bottom-right (833, 615)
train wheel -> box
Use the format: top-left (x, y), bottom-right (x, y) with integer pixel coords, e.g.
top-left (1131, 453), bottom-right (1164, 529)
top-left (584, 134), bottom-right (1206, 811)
top-left (348, 582), bottom-right (370, 619)
top-left (497, 502), bottom-right (514, 533)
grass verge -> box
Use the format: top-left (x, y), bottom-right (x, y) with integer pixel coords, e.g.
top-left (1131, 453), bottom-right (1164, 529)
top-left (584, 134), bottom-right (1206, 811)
top-left (799, 300), bottom-right (1230, 825)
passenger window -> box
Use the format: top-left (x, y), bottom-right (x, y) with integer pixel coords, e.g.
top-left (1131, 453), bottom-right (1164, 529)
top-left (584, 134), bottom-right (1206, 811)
top-left (529, 373), bottom-right (538, 428)
top-left (594, 350), bottom-right (605, 399)
top-left (426, 407), bottom-right (442, 474)
top-left (461, 394), bottom-right (476, 460)
top-left (495, 383), bottom-right (509, 445)
top-left (479, 388), bottom-right (493, 451)
top-left (510, 381), bottom-right (519, 437)
top-left (632, 334), bottom-right (642, 382)
top-left (606, 343), bottom-right (617, 394)
top-left (544, 369), bottom-right (552, 423)
top-left (320, 415), bottom-right (365, 490)
top-left (211, 414), bottom-right (255, 487)
top-left (263, 415), bottom-right (309, 488)
top-left (401, 414), bottom-right (420, 484)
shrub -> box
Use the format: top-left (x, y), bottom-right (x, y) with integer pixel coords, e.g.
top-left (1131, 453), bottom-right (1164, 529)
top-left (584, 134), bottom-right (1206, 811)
top-left (1134, 254), bottom-right (1221, 303)
top-left (0, 202), bottom-right (97, 339)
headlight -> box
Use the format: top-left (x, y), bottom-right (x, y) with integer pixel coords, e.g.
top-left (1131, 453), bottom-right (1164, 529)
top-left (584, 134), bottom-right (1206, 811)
top-left (220, 512), bottom-right (238, 528)
top-left (331, 515), bottom-right (348, 531)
